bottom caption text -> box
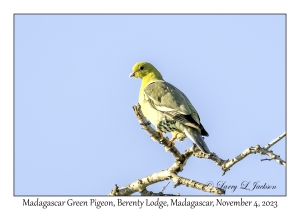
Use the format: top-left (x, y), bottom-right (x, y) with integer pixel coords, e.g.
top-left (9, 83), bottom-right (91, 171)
top-left (22, 198), bottom-right (278, 209)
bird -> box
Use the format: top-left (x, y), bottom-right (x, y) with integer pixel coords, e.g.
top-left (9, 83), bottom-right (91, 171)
top-left (129, 62), bottom-right (210, 153)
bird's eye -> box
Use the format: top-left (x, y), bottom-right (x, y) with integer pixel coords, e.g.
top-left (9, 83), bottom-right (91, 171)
top-left (140, 66), bottom-right (144, 70)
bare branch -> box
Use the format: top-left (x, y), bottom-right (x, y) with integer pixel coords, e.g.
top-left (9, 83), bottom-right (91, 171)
top-left (264, 131), bottom-right (286, 150)
top-left (110, 104), bottom-right (285, 195)
top-left (109, 169), bottom-right (224, 196)
top-left (185, 133), bottom-right (286, 173)
top-left (133, 104), bottom-right (183, 162)
top-left (132, 104), bottom-right (161, 141)
top-left (169, 173), bottom-right (225, 195)
top-left (185, 145), bottom-right (228, 167)
top-left (221, 134), bottom-right (286, 172)
top-left (108, 170), bottom-right (171, 196)
top-left (109, 184), bottom-right (119, 196)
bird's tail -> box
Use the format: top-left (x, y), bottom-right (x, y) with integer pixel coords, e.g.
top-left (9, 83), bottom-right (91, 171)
top-left (184, 127), bottom-right (210, 153)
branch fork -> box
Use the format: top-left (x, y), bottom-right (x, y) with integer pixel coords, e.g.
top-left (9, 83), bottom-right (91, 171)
top-left (109, 104), bottom-right (286, 195)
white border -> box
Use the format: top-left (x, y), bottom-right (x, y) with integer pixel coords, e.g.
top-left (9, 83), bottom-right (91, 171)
top-left (1, 1), bottom-right (298, 209)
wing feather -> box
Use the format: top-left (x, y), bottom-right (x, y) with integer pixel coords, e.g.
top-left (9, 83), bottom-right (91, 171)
top-left (144, 81), bottom-right (201, 130)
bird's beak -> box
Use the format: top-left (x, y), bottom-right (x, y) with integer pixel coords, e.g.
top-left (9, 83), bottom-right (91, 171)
top-left (129, 72), bottom-right (135, 78)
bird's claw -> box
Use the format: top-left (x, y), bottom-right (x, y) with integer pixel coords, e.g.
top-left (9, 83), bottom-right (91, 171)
top-left (170, 138), bottom-right (176, 147)
top-left (157, 130), bottom-right (164, 140)
top-left (164, 137), bottom-right (176, 151)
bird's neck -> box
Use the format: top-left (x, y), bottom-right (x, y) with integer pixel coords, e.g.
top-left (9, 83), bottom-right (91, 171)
top-left (141, 71), bottom-right (163, 88)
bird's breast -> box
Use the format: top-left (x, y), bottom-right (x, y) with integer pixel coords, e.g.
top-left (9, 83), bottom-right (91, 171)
top-left (139, 92), bottom-right (165, 128)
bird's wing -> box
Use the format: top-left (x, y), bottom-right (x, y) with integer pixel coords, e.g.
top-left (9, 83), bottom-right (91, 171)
top-left (143, 81), bottom-right (201, 130)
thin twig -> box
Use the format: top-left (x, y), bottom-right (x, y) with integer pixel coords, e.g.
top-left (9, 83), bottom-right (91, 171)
top-left (264, 132), bottom-right (286, 150)
top-left (140, 188), bottom-right (179, 196)
top-left (161, 182), bottom-right (170, 193)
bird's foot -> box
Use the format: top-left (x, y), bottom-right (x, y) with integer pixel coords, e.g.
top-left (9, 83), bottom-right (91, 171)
top-left (169, 137), bottom-right (176, 147)
top-left (165, 136), bottom-right (177, 151)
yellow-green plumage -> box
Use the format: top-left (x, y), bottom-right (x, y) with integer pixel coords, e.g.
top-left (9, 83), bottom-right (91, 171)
top-left (130, 62), bottom-right (210, 153)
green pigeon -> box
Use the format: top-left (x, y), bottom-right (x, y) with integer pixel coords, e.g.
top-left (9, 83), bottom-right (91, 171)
top-left (130, 62), bottom-right (210, 153)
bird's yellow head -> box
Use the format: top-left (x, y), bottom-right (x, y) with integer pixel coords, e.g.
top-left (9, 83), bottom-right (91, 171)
top-left (129, 62), bottom-right (163, 80)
